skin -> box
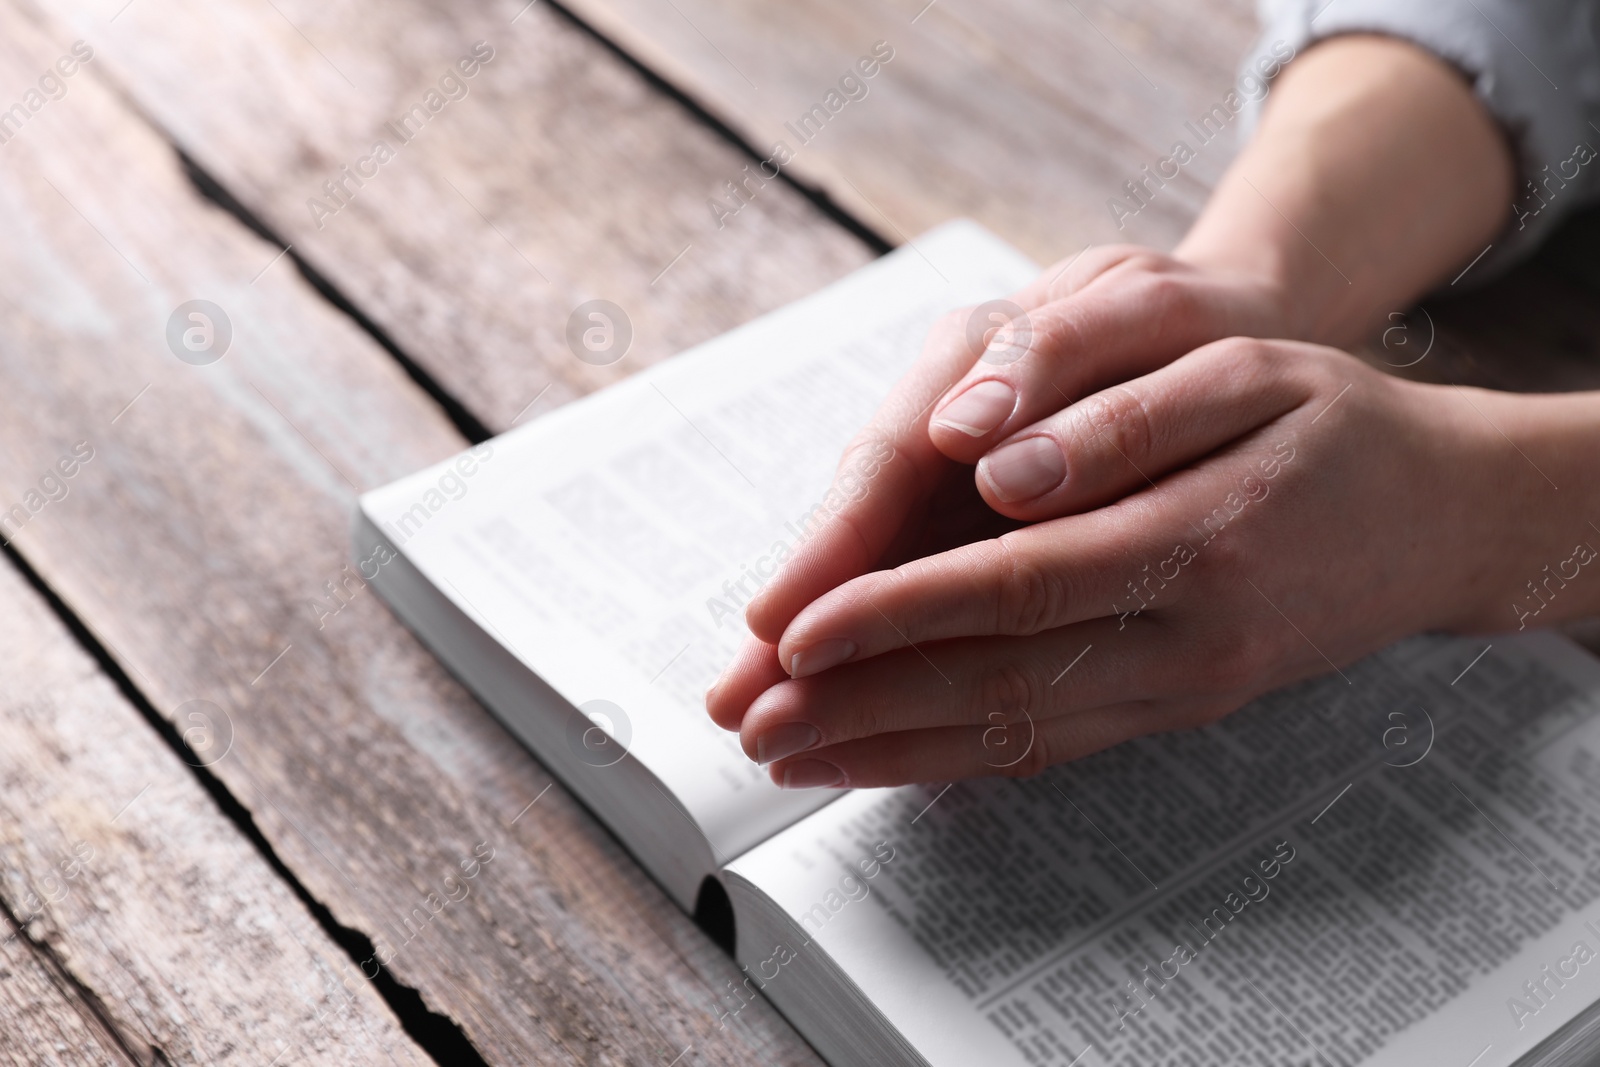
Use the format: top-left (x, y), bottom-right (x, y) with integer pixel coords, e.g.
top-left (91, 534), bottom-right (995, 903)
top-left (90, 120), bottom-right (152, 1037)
top-left (706, 35), bottom-right (1600, 789)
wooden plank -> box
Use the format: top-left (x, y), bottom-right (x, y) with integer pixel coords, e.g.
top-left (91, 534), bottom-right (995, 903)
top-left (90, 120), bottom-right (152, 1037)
top-left (529, 0), bottom-right (1259, 260)
top-left (0, 4), bottom-right (819, 1063)
top-left (27, 0), bottom-right (874, 432)
top-left (0, 925), bottom-right (133, 1067)
top-left (58, 0), bottom-right (1598, 395)
top-left (0, 558), bottom-right (429, 1066)
top-left (519, 0), bottom-right (1600, 381)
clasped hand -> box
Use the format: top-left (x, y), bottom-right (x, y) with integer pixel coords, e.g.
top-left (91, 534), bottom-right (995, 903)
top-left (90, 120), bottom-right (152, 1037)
top-left (707, 247), bottom-right (1515, 789)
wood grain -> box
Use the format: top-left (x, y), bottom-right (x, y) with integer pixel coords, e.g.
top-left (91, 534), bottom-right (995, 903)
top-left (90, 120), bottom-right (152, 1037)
top-left (545, 0), bottom-right (1260, 261)
top-left (0, 3), bottom-right (819, 1063)
top-left (505, 0), bottom-right (1600, 379)
top-left (46, 0), bottom-right (1595, 393)
top-left (24, 0), bottom-right (874, 432)
top-left (0, 558), bottom-right (429, 1065)
top-left (0, 923), bottom-right (133, 1067)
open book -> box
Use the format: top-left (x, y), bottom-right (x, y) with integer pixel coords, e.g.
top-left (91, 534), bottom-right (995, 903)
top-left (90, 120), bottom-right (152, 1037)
top-left (358, 221), bottom-right (1600, 1067)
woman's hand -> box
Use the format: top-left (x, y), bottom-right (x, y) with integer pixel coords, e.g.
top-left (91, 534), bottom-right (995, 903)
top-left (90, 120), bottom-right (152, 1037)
top-left (704, 32), bottom-right (1534, 789)
top-left (709, 338), bottom-right (1547, 788)
top-left (729, 29), bottom-right (1517, 655)
top-left (736, 244), bottom-right (1292, 643)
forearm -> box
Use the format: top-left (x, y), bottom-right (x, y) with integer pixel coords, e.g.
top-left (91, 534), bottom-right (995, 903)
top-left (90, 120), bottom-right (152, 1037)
top-left (1176, 34), bottom-right (1514, 346)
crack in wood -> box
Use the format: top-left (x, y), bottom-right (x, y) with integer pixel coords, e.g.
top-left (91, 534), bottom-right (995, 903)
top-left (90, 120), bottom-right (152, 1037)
top-left (0, 540), bottom-right (489, 1067)
top-left (174, 149), bottom-right (495, 449)
top-left (537, 0), bottom-right (893, 257)
top-left (0, 891), bottom-right (148, 1067)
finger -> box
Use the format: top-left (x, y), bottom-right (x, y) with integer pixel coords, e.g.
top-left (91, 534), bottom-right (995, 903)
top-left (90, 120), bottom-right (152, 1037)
top-left (765, 697), bottom-right (1232, 788)
top-left (735, 252), bottom-right (1151, 649)
top-left (740, 617), bottom-right (1183, 764)
top-left (964, 247), bottom-right (1141, 347)
top-left (776, 424), bottom-right (1305, 675)
top-left (734, 250), bottom-right (1158, 647)
top-left (739, 309), bottom-right (982, 645)
top-left (1010, 244), bottom-right (1146, 309)
top-left (774, 502), bottom-right (1180, 678)
top-left (706, 637), bottom-right (786, 731)
top-left (974, 337), bottom-right (1314, 519)
top-left (928, 258), bottom-right (1282, 464)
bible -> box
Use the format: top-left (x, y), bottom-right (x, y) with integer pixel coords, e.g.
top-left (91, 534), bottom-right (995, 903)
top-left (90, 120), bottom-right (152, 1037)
top-left (357, 221), bottom-right (1600, 1066)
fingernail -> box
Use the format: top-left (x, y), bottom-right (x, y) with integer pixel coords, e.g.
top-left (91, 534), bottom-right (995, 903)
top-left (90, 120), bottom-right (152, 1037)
top-left (979, 436), bottom-right (1066, 502)
top-left (781, 759), bottom-right (845, 789)
top-left (933, 380), bottom-right (1016, 437)
top-left (789, 639), bottom-right (856, 678)
top-left (757, 722), bottom-right (821, 764)
top-left (704, 678), bottom-right (720, 707)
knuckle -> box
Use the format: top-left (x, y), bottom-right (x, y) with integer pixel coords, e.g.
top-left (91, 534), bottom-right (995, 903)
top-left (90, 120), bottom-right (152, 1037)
top-left (832, 430), bottom-right (902, 505)
top-left (1305, 350), bottom-right (1356, 396)
top-left (1179, 480), bottom-right (1270, 582)
top-left (1210, 334), bottom-right (1268, 367)
top-left (1100, 246), bottom-right (1167, 281)
top-left (998, 728), bottom-right (1054, 778)
top-left (990, 537), bottom-right (1067, 635)
top-left (841, 692), bottom-right (895, 745)
top-left (1205, 336), bottom-right (1287, 384)
top-left (839, 429), bottom-right (895, 475)
top-left (1072, 385), bottom-right (1157, 468)
top-left (974, 658), bottom-right (1046, 725)
top-left (1048, 244), bottom-right (1145, 297)
top-left (1132, 270), bottom-right (1191, 317)
top-left (1019, 305), bottom-right (1088, 370)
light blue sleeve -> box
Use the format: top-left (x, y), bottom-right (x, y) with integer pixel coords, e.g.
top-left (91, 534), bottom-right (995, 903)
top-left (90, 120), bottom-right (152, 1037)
top-left (1240, 0), bottom-right (1600, 283)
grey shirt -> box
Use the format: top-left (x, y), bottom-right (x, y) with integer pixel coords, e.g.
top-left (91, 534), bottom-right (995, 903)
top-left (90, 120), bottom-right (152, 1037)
top-left (1243, 0), bottom-right (1600, 281)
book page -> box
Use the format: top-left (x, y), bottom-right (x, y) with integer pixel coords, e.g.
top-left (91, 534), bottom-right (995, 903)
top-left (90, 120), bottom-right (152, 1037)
top-left (728, 633), bottom-right (1600, 1066)
top-left (360, 221), bottom-right (1040, 864)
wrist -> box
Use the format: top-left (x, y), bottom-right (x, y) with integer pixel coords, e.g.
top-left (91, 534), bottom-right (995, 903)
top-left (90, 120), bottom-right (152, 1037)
top-left (1176, 141), bottom-right (1412, 349)
top-left (1424, 387), bottom-right (1600, 633)
top-left (1176, 34), bottom-right (1513, 350)
top-left (1171, 225), bottom-right (1302, 340)
top-left (1171, 137), bottom-right (1350, 345)
top-left (1173, 204), bottom-right (1346, 350)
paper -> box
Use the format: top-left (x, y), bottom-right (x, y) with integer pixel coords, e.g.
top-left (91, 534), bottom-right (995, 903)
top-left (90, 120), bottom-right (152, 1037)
top-left (361, 220), bottom-right (1040, 864)
top-left (731, 634), bottom-right (1600, 1066)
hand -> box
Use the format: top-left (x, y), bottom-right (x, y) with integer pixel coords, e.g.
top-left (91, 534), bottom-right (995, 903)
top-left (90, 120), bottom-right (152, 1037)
top-left (734, 245), bottom-right (1291, 648)
top-left (709, 338), bottom-right (1530, 788)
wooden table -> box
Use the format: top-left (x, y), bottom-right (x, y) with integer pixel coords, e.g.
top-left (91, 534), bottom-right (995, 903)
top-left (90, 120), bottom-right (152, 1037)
top-left (1, 1), bottom-right (1595, 1063)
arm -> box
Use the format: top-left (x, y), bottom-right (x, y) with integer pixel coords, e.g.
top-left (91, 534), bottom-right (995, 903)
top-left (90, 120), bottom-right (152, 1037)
top-left (707, 32), bottom-right (1600, 789)
top-left (725, 33), bottom-right (1515, 669)
top-left (1178, 33), bottom-right (1513, 345)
